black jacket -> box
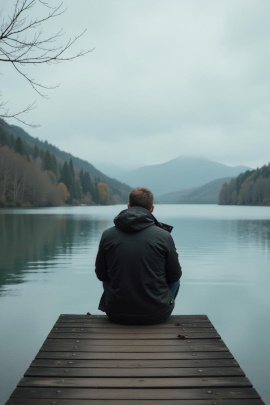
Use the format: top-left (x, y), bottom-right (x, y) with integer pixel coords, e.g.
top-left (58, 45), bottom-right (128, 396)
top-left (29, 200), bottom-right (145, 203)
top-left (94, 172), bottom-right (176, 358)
top-left (95, 206), bottom-right (182, 324)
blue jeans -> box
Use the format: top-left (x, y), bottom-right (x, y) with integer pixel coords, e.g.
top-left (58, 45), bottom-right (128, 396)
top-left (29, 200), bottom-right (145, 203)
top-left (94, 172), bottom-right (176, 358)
top-left (155, 280), bottom-right (180, 323)
top-left (102, 280), bottom-right (180, 323)
top-left (169, 280), bottom-right (180, 300)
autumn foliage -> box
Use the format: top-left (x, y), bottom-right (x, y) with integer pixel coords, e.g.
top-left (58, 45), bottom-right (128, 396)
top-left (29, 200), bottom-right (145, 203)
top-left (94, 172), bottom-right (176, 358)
top-left (98, 182), bottom-right (110, 205)
top-left (0, 128), bottom-right (111, 207)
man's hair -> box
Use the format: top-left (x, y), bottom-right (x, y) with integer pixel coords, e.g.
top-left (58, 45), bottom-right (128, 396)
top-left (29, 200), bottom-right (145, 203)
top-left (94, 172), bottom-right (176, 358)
top-left (129, 187), bottom-right (154, 211)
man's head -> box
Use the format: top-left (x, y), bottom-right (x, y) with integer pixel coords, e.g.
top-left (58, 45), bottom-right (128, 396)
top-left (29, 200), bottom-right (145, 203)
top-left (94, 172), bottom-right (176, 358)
top-left (128, 187), bottom-right (154, 212)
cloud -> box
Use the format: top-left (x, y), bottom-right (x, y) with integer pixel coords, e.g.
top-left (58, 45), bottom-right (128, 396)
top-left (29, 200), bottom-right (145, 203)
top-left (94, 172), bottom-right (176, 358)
top-left (2, 0), bottom-right (270, 170)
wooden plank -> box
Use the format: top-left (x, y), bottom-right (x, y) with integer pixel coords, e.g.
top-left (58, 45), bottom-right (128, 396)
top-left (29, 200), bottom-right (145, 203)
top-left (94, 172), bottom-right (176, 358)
top-left (35, 351), bottom-right (235, 360)
top-left (40, 343), bottom-right (227, 353)
top-left (52, 326), bottom-right (216, 333)
top-left (10, 387), bottom-right (261, 400)
top-left (6, 399), bottom-right (266, 405)
top-left (47, 332), bottom-right (220, 339)
top-left (56, 315), bottom-right (210, 324)
top-left (58, 314), bottom-right (209, 319)
top-left (30, 358), bottom-right (239, 368)
top-left (42, 338), bottom-right (224, 346)
top-left (24, 366), bottom-right (244, 378)
top-left (40, 345), bottom-right (227, 353)
top-left (54, 322), bottom-right (214, 329)
top-left (54, 320), bottom-right (208, 326)
top-left (18, 376), bottom-right (252, 388)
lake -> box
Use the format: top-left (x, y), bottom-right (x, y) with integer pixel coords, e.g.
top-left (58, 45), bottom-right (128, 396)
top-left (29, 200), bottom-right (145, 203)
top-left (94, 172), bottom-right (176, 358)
top-left (0, 204), bottom-right (270, 404)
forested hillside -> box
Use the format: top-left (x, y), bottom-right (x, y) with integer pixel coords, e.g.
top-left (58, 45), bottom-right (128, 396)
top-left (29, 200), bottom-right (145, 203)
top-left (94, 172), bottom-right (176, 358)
top-left (0, 119), bottom-right (130, 207)
top-left (218, 164), bottom-right (270, 206)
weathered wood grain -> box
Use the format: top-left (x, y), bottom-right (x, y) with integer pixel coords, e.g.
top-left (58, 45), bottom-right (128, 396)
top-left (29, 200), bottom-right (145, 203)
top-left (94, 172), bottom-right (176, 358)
top-left (5, 398), bottom-right (266, 405)
top-left (30, 358), bottom-right (239, 368)
top-left (18, 376), bottom-right (252, 388)
top-left (24, 366), bottom-right (244, 378)
top-left (9, 387), bottom-right (261, 400)
top-left (36, 350), bottom-right (234, 360)
top-left (6, 314), bottom-right (265, 404)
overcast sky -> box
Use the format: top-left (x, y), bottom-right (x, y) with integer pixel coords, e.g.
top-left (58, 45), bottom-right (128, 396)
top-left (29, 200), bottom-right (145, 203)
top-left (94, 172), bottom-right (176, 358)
top-left (1, 0), bottom-right (270, 170)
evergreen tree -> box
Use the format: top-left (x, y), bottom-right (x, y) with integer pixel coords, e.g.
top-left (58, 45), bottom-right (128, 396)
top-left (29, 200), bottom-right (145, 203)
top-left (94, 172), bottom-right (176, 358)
top-left (58, 162), bottom-right (63, 177)
top-left (60, 161), bottom-right (73, 202)
top-left (14, 136), bottom-right (24, 155)
top-left (9, 134), bottom-right (15, 148)
top-left (14, 136), bottom-right (29, 160)
top-left (43, 150), bottom-right (53, 171)
top-left (69, 159), bottom-right (75, 177)
top-left (39, 149), bottom-right (45, 160)
top-left (74, 179), bottom-right (82, 201)
top-left (33, 145), bottom-right (40, 159)
top-left (60, 161), bottom-right (73, 189)
top-left (52, 155), bottom-right (58, 177)
top-left (79, 169), bottom-right (84, 186)
top-left (261, 164), bottom-right (270, 178)
top-left (94, 177), bottom-right (100, 203)
top-left (81, 172), bottom-right (92, 194)
top-left (0, 129), bottom-right (8, 146)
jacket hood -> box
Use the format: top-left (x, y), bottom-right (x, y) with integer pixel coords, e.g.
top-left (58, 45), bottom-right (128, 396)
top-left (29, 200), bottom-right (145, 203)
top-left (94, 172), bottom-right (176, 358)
top-left (114, 206), bottom-right (155, 233)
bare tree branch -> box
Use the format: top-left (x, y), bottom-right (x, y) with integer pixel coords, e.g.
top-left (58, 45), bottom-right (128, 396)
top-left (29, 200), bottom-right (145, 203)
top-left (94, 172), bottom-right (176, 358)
top-left (0, 0), bottom-right (93, 126)
top-left (0, 99), bottom-right (38, 127)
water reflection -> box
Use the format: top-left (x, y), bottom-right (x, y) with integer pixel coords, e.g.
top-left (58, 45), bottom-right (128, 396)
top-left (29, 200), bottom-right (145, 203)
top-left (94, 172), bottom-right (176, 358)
top-left (233, 220), bottom-right (270, 254)
top-left (0, 212), bottom-right (109, 295)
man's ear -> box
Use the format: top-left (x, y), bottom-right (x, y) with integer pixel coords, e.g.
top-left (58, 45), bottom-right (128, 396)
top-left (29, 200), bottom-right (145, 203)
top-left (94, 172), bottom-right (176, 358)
top-left (150, 205), bottom-right (154, 213)
top-left (128, 203), bottom-right (131, 209)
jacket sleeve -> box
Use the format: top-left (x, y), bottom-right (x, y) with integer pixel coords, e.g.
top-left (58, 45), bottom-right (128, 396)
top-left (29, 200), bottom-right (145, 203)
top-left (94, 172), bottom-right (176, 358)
top-left (165, 234), bottom-right (182, 284)
top-left (95, 237), bottom-right (110, 282)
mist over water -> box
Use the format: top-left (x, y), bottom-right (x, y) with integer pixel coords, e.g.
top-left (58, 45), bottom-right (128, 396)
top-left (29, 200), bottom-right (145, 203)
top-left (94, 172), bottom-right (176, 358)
top-left (0, 205), bottom-right (269, 404)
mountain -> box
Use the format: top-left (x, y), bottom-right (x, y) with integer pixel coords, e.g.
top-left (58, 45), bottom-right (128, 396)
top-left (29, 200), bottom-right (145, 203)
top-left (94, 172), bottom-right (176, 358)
top-left (158, 177), bottom-right (232, 204)
top-left (109, 157), bottom-right (251, 196)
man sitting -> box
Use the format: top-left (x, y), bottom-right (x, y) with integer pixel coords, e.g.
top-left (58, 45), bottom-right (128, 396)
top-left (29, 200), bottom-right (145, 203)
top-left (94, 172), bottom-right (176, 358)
top-left (95, 187), bottom-right (182, 324)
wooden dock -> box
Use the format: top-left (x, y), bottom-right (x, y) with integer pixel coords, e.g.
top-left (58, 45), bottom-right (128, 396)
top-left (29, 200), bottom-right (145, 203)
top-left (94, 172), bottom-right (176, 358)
top-left (6, 314), bottom-right (264, 404)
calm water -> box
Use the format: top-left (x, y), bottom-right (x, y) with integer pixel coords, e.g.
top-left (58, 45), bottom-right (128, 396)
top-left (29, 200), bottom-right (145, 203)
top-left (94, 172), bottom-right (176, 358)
top-left (0, 205), bottom-right (270, 404)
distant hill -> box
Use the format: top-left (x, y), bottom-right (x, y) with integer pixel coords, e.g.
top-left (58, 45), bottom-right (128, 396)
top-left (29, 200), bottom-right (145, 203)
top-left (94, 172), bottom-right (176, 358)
top-left (0, 118), bottom-right (131, 206)
top-left (158, 177), bottom-right (232, 204)
top-left (109, 157), bottom-right (251, 196)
